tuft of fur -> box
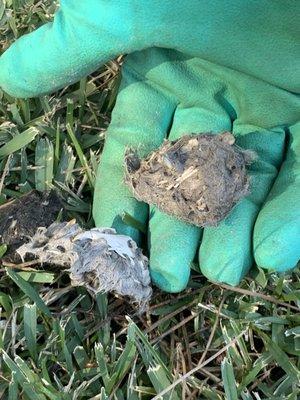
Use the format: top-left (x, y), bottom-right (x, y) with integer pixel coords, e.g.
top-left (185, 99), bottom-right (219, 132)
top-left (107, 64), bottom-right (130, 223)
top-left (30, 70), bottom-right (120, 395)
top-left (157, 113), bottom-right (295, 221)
top-left (17, 221), bottom-right (152, 309)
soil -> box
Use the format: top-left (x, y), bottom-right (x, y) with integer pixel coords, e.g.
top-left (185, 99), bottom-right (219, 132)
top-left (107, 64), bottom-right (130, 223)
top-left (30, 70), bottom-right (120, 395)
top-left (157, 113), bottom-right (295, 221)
top-left (125, 132), bottom-right (255, 227)
top-left (0, 190), bottom-right (63, 259)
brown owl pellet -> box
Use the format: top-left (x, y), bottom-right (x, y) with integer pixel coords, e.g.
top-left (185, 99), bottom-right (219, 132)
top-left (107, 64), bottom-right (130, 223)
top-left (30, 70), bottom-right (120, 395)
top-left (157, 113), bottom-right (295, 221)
top-left (125, 132), bottom-right (255, 227)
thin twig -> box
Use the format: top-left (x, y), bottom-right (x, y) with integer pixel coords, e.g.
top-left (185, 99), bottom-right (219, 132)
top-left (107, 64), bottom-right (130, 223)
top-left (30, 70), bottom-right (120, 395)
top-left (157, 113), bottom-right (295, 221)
top-left (198, 294), bottom-right (225, 365)
top-left (145, 298), bottom-right (199, 334)
top-left (151, 313), bottom-right (199, 344)
top-left (217, 283), bottom-right (300, 311)
top-left (181, 315), bottom-right (193, 371)
top-left (2, 260), bottom-right (40, 271)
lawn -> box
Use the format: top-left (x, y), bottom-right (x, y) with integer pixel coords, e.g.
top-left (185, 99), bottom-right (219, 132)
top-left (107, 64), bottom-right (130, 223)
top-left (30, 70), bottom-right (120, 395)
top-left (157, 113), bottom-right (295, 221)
top-left (0, 1), bottom-right (300, 399)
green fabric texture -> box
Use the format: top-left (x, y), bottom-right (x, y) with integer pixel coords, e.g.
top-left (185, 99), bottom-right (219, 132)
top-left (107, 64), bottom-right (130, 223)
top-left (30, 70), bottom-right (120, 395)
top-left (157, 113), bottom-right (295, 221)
top-left (0, 1), bottom-right (299, 292)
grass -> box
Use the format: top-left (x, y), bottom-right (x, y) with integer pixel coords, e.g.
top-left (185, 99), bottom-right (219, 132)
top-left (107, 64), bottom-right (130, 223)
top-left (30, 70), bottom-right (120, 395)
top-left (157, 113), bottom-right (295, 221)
top-left (0, 1), bottom-right (300, 399)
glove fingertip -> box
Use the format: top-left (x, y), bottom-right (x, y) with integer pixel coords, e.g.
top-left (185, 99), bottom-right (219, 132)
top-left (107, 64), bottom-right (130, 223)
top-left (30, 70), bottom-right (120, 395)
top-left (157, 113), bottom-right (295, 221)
top-left (150, 269), bottom-right (189, 293)
top-left (254, 224), bottom-right (300, 272)
top-left (199, 255), bottom-right (249, 287)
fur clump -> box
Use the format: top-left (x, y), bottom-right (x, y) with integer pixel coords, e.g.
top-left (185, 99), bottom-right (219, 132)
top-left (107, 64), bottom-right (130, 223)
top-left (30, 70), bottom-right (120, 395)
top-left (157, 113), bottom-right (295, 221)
top-left (125, 132), bottom-right (255, 227)
top-left (17, 221), bottom-right (152, 308)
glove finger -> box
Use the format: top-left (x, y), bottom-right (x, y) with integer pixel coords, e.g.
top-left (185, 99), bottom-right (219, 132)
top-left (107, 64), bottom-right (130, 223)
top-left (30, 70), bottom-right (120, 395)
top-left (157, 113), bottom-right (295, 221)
top-left (149, 103), bottom-right (232, 292)
top-left (199, 126), bottom-right (286, 285)
top-left (0, 0), bottom-right (136, 97)
top-left (254, 121), bottom-right (300, 271)
top-left (93, 61), bottom-right (176, 243)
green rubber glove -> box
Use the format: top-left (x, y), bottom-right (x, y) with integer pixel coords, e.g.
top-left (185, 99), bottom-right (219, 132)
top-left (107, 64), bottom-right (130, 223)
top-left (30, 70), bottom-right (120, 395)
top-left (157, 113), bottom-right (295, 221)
top-left (0, 1), bottom-right (299, 292)
top-left (94, 49), bottom-right (300, 291)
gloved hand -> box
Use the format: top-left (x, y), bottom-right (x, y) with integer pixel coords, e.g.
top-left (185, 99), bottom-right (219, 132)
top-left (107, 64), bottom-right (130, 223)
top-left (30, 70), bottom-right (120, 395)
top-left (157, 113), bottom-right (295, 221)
top-left (1, 1), bottom-right (299, 292)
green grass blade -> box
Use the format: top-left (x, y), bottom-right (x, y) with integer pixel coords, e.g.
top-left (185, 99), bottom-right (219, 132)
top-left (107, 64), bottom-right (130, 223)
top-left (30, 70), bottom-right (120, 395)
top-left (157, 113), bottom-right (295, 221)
top-left (24, 304), bottom-right (37, 361)
top-left (0, 0), bottom-right (5, 19)
top-left (18, 99), bottom-right (31, 124)
top-left (95, 342), bottom-right (110, 390)
top-left (201, 387), bottom-right (224, 400)
top-left (66, 123), bottom-right (94, 188)
top-left (2, 352), bottom-right (27, 385)
top-left (238, 352), bottom-right (272, 393)
top-left (6, 269), bottom-right (51, 317)
top-left (54, 120), bottom-right (61, 171)
top-left (73, 345), bottom-right (89, 369)
top-left (8, 372), bottom-right (18, 400)
top-left (35, 137), bottom-right (54, 191)
top-left (95, 293), bottom-right (110, 347)
top-left (15, 355), bottom-right (39, 383)
top-left (55, 142), bottom-right (75, 184)
top-left (17, 271), bottom-right (55, 284)
top-left (58, 320), bottom-right (74, 375)
top-left (0, 244), bottom-right (7, 258)
top-left (147, 364), bottom-right (180, 400)
top-left (70, 313), bottom-right (85, 343)
top-left (221, 357), bottom-right (238, 400)
top-left (0, 127), bottom-right (39, 158)
top-left (261, 331), bottom-right (300, 382)
top-left (222, 325), bottom-right (244, 368)
top-left (0, 291), bottom-right (12, 316)
top-left (66, 99), bottom-right (74, 128)
top-left (107, 337), bottom-right (137, 393)
top-left (127, 319), bottom-right (182, 398)
top-left (22, 382), bottom-right (47, 400)
top-left (128, 318), bottom-right (169, 376)
top-left (8, 103), bottom-right (23, 126)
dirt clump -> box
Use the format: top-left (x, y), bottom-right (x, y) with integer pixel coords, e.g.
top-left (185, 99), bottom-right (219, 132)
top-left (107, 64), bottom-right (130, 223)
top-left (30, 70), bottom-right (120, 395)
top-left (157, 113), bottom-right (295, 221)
top-left (0, 190), bottom-right (63, 259)
top-left (125, 132), bottom-right (254, 227)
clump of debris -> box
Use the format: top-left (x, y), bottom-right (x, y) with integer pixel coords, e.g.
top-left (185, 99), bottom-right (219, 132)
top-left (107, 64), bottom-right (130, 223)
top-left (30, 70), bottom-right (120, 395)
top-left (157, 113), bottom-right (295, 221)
top-left (17, 220), bottom-right (152, 307)
top-left (125, 132), bottom-right (255, 227)
top-left (0, 191), bottom-right (152, 308)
